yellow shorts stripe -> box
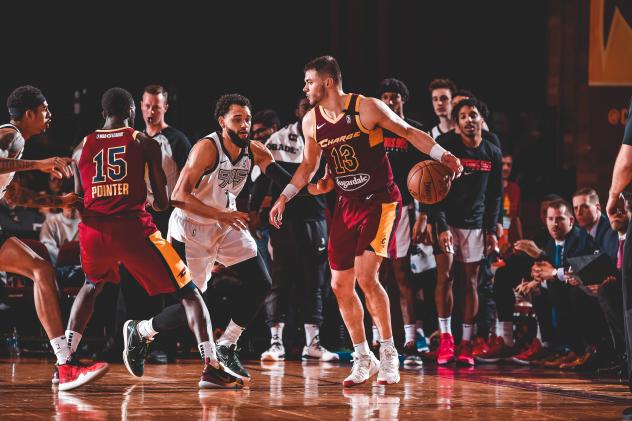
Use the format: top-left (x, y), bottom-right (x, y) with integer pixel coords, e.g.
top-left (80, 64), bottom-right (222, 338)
top-left (148, 231), bottom-right (192, 288)
top-left (370, 201), bottom-right (398, 258)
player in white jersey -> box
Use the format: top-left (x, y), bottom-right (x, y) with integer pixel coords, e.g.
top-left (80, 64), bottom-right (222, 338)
top-left (123, 93), bottom-right (324, 382)
top-left (0, 85), bottom-right (107, 391)
top-left (428, 79), bottom-right (457, 139)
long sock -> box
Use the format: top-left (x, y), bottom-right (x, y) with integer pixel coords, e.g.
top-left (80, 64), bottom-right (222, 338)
top-left (404, 324), bottom-right (416, 345)
top-left (270, 323), bottom-right (284, 343)
top-left (50, 336), bottom-right (71, 365)
top-left (198, 341), bottom-right (217, 362)
top-left (138, 319), bottom-right (158, 340)
top-left (218, 320), bottom-right (245, 346)
top-left (353, 341), bottom-right (370, 356)
top-left (501, 321), bottom-right (513, 346)
top-left (439, 317), bottom-right (452, 334)
top-left (379, 337), bottom-right (395, 348)
top-left (372, 325), bottom-right (380, 343)
top-left (462, 324), bottom-right (473, 341)
top-left (305, 324), bottom-right (319, 346)
top-left (415, 320), bottom-right (426, 339)
top-left (65, 330), bottom-right (82, 354)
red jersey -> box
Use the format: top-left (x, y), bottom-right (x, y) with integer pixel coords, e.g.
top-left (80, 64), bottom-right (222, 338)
top-left (313, 94), bottom-right (395, 198)
top-left (79, 127), bottom-right (149, 217)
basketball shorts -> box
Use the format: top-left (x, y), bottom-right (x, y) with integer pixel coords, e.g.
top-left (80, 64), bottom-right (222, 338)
top-left (168, 210), bottom-right (258, 292)
top-left (389, 204), bottom-right (412, 259)
top-left (79, 213), bottom-right (192, 296)
top-left (434, 225), bottom-right (484, 263)
top-left (328, 184), bottom-right (402, 271)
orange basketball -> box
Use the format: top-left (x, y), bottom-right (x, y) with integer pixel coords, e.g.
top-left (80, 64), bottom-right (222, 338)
top-left (407, 160), bottom-right (452, 204)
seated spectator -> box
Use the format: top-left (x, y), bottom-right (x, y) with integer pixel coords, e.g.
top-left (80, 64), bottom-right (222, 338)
top-left (0, 197), bottom-right (45, 238)
top-left (40, 207), bottom-right (80, 266)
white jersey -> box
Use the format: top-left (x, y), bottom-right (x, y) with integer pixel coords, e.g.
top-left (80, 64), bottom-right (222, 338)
top-left (0, 124), bottom-right (23, 199)
top-left (430, 125), bottom-right (444, 140)
top-left (177, 132), bottom-right (251, 225)
top-left (265, 122), bottom-right (304, 163)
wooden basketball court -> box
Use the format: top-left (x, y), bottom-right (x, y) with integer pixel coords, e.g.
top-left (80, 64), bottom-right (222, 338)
top-left (1, 358), bottom-right (630, 420)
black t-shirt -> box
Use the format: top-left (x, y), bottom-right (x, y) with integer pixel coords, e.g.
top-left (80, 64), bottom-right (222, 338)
top-left (434, 134), bottom-right (503, 234)
top-left (623, 97), bottom-right (632, 145)
top-left (383, 117), bottom-right (427, 206)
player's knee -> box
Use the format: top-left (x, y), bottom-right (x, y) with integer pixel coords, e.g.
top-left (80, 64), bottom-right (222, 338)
top-left (30, 259), bottom-right (55, 286)
top-left (331, 277), bottom-right (353, 298)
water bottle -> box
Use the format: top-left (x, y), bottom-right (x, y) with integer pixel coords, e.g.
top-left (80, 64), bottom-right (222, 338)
top-left (7, 327), bottom-right (20, 357)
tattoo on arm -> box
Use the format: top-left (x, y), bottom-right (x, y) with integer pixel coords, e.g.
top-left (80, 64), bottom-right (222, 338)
top-left (0, 159), bottom-right (38, 175)
top-left (4, 180), bottom-right (63, 208)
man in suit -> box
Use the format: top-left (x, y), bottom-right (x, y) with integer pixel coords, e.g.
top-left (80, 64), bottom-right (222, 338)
top-left (572, 188), bottom-right (613, 252)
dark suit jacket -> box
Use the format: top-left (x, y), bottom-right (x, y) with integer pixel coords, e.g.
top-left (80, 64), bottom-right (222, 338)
top-left (593, 214), bottom-right (614, 254)
top-left (541, 226), bottom-right (595, 269)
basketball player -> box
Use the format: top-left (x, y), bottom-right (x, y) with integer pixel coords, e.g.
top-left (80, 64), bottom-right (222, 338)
top-left (65, 87), bottom-right (241, 389)
top-left (269, 56), bottom-right (462, 386)
top-left (376, 78), bottom-right (427, 366)
top-left (125, 93), bottom-right (315, 383)
top-left (0, 85), bottom-right (110, 391)
top-left (432, 97), bottom-right (502, 366)
top-left (428, 79), bottom-right (457, 139)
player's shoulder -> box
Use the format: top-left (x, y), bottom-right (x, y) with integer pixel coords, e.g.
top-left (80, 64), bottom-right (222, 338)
top-left (0, 125), bottom-right (22, 150)
top-left (404, 117), bottom-right (424, 131)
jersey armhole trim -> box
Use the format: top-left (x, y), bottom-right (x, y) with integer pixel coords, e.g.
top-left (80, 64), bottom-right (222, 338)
top-left (354, 95), bottom-right (372, 134)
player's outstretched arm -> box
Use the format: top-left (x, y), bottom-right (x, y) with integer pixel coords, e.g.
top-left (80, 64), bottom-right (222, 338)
top-left (171, 139), bottom-right (249, 230)
top-left (360, 96), bottom-right (462, 177)
top-left (3, 177), bottom-right (80, 209)
top-left (139, 133), bottom-right (168, 211)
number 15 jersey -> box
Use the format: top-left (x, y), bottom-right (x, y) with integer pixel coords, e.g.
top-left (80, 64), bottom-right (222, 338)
top-left (313, 94), bottom-right (395, 198)
top-left (79, 127), bottom-right (149, 217)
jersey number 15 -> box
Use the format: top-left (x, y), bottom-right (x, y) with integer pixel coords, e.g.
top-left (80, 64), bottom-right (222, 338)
top-left (92, 146), bottom-right (128, 183)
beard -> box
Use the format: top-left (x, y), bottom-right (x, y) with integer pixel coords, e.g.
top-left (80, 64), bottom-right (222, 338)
top-left (227, 128), bottom-right (250, 148)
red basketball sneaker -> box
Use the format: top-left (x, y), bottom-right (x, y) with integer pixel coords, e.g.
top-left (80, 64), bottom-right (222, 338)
top-left (456, 340), bottom-right (475, 367)
top-left (437, 333), bottom-right (455, 365)
top-left (57, 358), bottom-right (109, 391)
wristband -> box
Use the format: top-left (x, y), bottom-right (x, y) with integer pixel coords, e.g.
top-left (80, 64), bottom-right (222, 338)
top-left (429, 144), bottom-right (448, 162)
top-left (281, 184), bottom-right (299, 202)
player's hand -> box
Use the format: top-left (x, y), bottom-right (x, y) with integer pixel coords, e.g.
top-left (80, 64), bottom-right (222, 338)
top-left (308, 175), bottom-right (334, 195)
top-left (606, 192), bottom-right (627, 222)
top-left (531, 261), bottom-right (556, 282)
top-left (249, 141), bottom-right (274, 169)
top-left (60, 192), bottom-right (83, 209)
top-left (248, 210), bottom-right (262, 240)
top-left (412, 212), bottom-right (427, 244)
top-left (441, 152), bottom-right (462, 179)
top-left (217, 210), bottom-right (249, 230)
top-left (485, 233), bottom-right (498, 257)
top-left (269, 197), bottom-right (287, 229)
top-left (514, 240), bottom-right (543, 259)
top-left (36, 157), bottom-right (73, 179)
top-left (438, 230), bottom-right (454, 254)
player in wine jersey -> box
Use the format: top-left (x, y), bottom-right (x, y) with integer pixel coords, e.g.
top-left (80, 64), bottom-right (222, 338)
top-left (65, 88), bottom-right (241, 389)
top-left (269, 56), bottom-right (462, 387)
top-left (0, 85), bottom-right (108, 391)
top-left (124, 94), bottom-right (310, 383)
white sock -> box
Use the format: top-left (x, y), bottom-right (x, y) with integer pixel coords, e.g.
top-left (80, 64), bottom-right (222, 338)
top-left (379, 337), bottom-right (395, 348)
top-left (270, 323), bottom-right (284, 343)
top-left (501, 321), bottom-right (513, 346)
top-left (65, 330), bottom-right (82, 354)
top-left (372, 325), bottom-right (380, 343)
top-left (304, 324), bottom-right (319, 346)
top-left (137, 319), bottom-right (158, 340)
top-left (439, 317), bottom-right (452, 334)
top-left (50, 336), bottom-right (71, 365)
top-left (353, 341), bottom-right (370, 356)
top-left (404, 324), bottom-right (416, 345)
top-left (198, 341), bottom-right (217, 363)
top-left (218, 320), bottom-right (245, 346)
top-left (415, 321), bottom-right (426, 339)
top-left (462, 324), bottom-right (473, 341)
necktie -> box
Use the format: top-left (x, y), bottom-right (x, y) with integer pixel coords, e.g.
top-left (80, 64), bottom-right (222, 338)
top-left (554, 244), bottom-right (563, 267)
top-left (617, 239), bottom-right (624, 270)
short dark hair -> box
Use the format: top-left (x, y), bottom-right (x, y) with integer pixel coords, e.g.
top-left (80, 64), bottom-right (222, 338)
top-left (453, 88), bottom-right (475, 99)
top-left (214, 94), bottom-right (251, 120)
top-left (572, 187), bottom-right (600, 204)
top-left (304, 55), bottom-right (342, 85)
top-left (428, 78), bottom-right (457, 96)
top-left (143, 84), bottom-right (168, 102)
top-left (548, 198), bottom-right (573, 217)
top-left (540, 193), bottom-right (563, 203)
top-left (101, 87), bottom-right (135, 118)
top-left (253, 109), bottom-right (280, 128)
top-left (378, 78), bottom-right (410, 102)
top-left (451, 97), bottom-right (484, 121)
top-left (7, 85), bottom-right (46, 119)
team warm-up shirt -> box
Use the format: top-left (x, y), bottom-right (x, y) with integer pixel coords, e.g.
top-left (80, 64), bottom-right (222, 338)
top-left (313, 94), bottom-right (396, 198)
top-left (383, 117), bottom-right (427, 206)
top-left (434, 134), bottom-right (503, 234)
top-left (176, 131), bottom-right (251, 225)
top-left (79, 127), bottom-right (152, 217)
top-left (0, 123), bottom-right (23, 200)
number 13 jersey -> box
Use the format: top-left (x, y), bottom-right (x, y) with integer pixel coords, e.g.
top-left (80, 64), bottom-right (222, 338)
top-left (313, 93), bottom-right (395, 198)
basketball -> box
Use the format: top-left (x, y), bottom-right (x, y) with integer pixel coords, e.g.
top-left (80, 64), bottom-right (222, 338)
top-left (407, 160), bottom-right (452, 204)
